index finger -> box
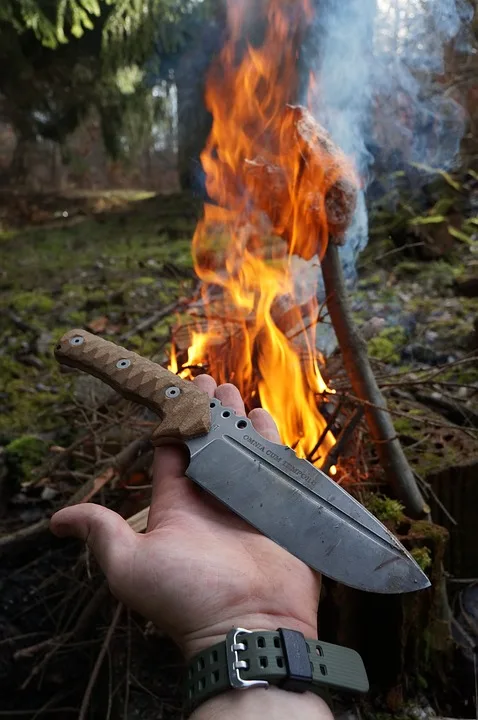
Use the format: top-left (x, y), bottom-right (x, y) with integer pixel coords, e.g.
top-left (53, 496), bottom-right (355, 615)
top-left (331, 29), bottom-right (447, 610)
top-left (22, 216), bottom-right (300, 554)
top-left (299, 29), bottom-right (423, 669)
top-left (248, 407), bottom-right (281, 443)
top-left (214, 383), bottom-right (246, 417)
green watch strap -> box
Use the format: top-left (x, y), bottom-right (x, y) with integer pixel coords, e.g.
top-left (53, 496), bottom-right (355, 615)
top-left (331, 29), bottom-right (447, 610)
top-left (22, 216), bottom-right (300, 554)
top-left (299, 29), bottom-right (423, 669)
top-left (184, 628), bottom-right (369, 714)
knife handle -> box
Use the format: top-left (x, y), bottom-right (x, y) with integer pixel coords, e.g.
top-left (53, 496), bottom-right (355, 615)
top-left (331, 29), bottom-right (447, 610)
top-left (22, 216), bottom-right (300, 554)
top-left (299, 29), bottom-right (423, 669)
top-left (54, 329), bottom-right (211, 442)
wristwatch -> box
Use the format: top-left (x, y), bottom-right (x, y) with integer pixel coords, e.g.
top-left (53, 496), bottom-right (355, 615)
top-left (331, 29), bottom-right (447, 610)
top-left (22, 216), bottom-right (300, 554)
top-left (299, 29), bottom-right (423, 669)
top-left (184, 628), bottom-right (369, 713)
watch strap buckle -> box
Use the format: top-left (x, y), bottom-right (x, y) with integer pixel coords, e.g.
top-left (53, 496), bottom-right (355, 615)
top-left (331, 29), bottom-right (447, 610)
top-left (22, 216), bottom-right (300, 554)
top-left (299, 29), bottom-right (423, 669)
top-left (226, 628), bottom-right (269, 690)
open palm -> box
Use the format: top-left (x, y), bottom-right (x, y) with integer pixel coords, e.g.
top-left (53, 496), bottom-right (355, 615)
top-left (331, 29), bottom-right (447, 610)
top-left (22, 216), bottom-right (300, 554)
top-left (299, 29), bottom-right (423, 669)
top-left (50, 376), bottom-right (321, 659)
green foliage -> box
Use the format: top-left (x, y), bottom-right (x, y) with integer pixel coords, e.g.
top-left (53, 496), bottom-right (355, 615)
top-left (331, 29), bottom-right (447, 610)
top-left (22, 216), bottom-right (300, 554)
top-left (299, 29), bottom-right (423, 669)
top-left (0, 0), bottom-right (101, 47)
top-left (0, 0), bottom-right (194, 51)
top-left (0, 0), bottom-right (216, 163)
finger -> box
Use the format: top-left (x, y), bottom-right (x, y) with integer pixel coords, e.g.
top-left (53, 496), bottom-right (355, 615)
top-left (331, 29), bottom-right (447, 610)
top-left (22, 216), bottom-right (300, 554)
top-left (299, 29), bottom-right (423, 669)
top-left (248, 407), bottom-right (281, 443)
top-left (149, 445), bottom-right (190, 530)
top-left (193, 374), bottom-right (217, 398)
top-left (149, 375), bottom-right (218, 527)
top-left (215, 383), bottom-right (246, 416)
top-left (50, 504), bottom-right (138, 590)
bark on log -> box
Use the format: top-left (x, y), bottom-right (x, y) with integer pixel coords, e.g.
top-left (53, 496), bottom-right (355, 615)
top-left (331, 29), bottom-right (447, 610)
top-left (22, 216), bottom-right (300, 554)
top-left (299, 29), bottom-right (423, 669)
top-left (321, 243), bottom-right (427, 518)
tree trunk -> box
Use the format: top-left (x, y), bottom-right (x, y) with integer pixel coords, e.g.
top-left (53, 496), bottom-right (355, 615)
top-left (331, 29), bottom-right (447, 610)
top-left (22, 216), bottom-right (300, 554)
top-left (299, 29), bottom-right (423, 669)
top-left (175, 20), bottom-right (224, 192)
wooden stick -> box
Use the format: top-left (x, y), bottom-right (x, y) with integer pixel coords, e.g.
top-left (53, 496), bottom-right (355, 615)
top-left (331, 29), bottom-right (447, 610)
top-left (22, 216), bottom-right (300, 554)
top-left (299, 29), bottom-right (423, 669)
top-left (78, 601), bottom-right (123, 720)
top-left (322, 407), bottom-right (364, 474)
top-left (0, 432), bottom-right (152, 558)
top-left (119, 300), bottom-right (184, 342)
top-left (307, 400), bottom-right (343, 463)
top-left (321, 243), bottom-right (427, 518)
top-left (127, 506), bottom-right (149, 533)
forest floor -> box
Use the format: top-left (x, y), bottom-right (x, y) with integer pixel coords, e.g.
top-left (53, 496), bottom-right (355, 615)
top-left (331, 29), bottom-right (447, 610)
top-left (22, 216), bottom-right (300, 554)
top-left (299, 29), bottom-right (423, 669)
top-left (0, 187), bottom-right (477, 719)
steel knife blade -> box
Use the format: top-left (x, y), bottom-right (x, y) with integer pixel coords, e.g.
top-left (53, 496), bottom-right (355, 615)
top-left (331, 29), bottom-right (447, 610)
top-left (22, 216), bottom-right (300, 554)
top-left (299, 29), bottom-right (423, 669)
top-left (54, 329), bottom-right (430, 594)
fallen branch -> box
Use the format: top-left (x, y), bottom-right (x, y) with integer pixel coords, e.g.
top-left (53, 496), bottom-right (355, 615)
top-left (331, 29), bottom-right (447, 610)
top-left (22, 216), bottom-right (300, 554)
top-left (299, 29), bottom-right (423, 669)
top-left (120, 300), bottom-right (185, 342)
top-left (332, 389), bottom-right (478, 436)
top-left (412, 390), bottom-right (478, 428)
top-left (20, 583), bottom-right (109, 688)
top-left (78, 601), bottom-right (123, 720)
top-left (0, 432), bottom-right (152, 558)
top-left (321, 243), bottom-right (427, 518)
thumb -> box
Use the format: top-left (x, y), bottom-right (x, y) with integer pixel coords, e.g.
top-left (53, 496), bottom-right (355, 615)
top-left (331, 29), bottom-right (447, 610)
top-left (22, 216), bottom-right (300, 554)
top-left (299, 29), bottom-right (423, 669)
top-left (50, 504), bottom-right (139, 586)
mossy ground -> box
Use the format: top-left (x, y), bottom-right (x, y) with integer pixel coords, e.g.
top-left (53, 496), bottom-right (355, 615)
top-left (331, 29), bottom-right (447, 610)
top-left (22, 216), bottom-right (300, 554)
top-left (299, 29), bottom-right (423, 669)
top-left (354, 230), bottom-right (478, 477)
top-left (0, 191), bottom-right (198, 439)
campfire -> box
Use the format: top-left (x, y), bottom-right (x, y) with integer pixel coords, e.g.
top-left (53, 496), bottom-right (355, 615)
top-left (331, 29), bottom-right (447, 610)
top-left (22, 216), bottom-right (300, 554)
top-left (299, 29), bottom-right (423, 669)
top-left (169, 0), bottom-right (359, 470)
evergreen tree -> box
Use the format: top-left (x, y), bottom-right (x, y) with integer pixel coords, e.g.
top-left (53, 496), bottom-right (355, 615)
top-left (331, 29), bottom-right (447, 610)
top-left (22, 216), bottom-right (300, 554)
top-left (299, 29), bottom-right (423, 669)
top-left (0, 0), bottom-right (218, 181)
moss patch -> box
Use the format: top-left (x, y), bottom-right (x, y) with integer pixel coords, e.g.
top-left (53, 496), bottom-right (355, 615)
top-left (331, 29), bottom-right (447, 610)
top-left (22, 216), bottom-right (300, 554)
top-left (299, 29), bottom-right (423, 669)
top-left (11, 291), bottom-right (55, 314)
top-left (4, 435), bottom-right (48, 482)
top-left (363, 492), bottom-right (405, 528)
top-left (368, 327), bottom-right (407, 364)
top-left (411, 546), bottom-right (432, 572)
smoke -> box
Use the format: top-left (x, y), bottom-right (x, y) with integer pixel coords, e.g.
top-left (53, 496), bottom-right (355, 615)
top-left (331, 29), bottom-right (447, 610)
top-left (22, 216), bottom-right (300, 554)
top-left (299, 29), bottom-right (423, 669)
top-left (305, 0), bottom-right (473, 274)
top-left (300, 0), bottom-right (474, 353)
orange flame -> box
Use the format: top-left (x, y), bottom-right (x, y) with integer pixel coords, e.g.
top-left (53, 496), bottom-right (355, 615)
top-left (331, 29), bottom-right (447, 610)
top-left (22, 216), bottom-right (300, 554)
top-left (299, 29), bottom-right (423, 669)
top-left (170, 0), bottom-right (358, 466)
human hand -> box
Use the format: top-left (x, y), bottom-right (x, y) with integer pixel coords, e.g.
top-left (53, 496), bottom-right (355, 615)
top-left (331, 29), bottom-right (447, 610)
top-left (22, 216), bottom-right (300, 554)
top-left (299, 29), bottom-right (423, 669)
top-left (50, 376), bottom-right (321, 660)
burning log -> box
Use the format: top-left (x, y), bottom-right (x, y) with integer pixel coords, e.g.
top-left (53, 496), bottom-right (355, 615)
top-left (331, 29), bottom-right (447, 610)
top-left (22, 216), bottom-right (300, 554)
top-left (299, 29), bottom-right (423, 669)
top-left (243, 105), bottom-right (358, 258)
top-left (240, 101), bottom-right (426, 517)
top-left (171, 0), bottom-right (427, 512)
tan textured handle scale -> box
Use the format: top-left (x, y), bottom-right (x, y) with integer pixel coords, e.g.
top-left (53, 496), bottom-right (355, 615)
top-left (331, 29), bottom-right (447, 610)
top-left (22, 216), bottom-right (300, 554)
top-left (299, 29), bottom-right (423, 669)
top-left (54, 329), bottom-right (211, 443)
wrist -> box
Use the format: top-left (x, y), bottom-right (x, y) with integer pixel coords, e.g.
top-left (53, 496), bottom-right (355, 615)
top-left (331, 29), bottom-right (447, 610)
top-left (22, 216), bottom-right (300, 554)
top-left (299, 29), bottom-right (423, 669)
top-left (189, 686), bottom-right (333, 720)
top-left (180, 613), bottom-right (318, 661)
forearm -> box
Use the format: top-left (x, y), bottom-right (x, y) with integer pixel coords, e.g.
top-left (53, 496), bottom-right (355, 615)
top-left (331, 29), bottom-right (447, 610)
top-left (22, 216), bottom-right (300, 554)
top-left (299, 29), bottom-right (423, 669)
top-left (189, 687), bottom-right (333, 720)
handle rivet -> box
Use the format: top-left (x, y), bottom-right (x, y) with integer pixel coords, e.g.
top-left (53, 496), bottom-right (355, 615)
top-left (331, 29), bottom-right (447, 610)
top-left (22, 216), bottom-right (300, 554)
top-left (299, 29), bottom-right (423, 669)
top-left (116, 359), bottom-right (131, 369)
top-left (70, 336), bottom-right (84, 346)
top-left (165, 386), bottom-right (180, 399)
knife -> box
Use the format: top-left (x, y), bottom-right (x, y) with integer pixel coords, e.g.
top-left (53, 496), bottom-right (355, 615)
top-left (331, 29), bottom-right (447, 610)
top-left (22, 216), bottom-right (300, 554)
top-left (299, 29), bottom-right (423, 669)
top-left (54, 329), bottom-right (430, 595)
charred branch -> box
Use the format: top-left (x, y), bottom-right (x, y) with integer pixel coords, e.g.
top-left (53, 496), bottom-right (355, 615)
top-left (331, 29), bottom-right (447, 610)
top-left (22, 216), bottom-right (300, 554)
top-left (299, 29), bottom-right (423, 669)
top-left (322, 407), bottom-right (364, 474)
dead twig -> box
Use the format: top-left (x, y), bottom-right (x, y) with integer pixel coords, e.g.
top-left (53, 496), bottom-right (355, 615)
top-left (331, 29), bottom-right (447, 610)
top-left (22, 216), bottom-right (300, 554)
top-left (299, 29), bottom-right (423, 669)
top-left (414, 471), bottom-right (458, 527)
top-left (332, 389), bottom-right (478, 435)
top-left (412, 390), bottom-right (478, 428)
top-left (308, 400), bottom-right (343, 463)
top-left (0, 431), bottom-right (152, 558)
top-left (370, 355), bottom-right (478, 386)
top-left (46, 431), bottom-right (95, 475)
top-left (120, 300), bottom-right (185, 342)
top-left (20, 583), bottom-right (109, 688)
top-left (78, 602), bottom-right (123, 720)
top-left (123, 609), bottom-right (132, 720)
